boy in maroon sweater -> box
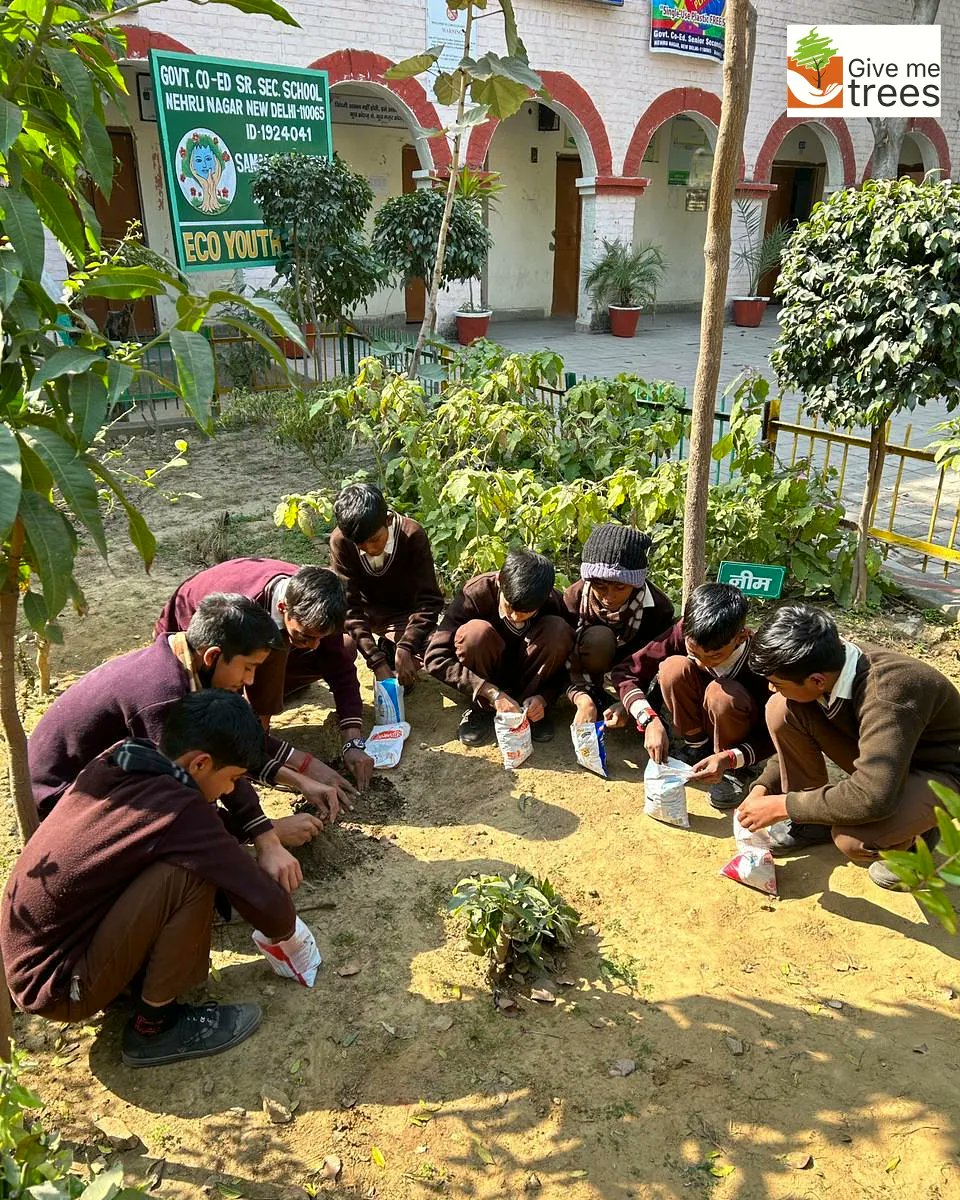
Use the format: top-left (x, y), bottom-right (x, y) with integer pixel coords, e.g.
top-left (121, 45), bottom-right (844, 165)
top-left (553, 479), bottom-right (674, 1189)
top-left (329, 484), bottom-right (444, 689)
top-left (156, 558), bottom-right (373, 789)
top-left (3, 691), bottom-right (318, 1068)
top-left (613, 583), bottom-right (772, 809)
top-left (425, 549), bottom-right (574, 746)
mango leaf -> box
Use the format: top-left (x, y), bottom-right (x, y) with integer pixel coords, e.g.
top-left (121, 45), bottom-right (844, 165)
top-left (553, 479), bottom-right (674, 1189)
top-left (45, 46), bottom-right (95, 122)
top-left (206, 291), bottom-right (304, 348)
top-left (0, 423), bottom-right (22, 542)
top-left (929, 780), bottom-right (960, 821)
top-left (21, 589), bottom-right (48, 636)
top-left (170, 329), bottom-right (215, 432)
top-left (106, 360), bottom-right (135, 409)
top-left (78, 1164), bottom-right (127, 1200)
top-left (23, 428), bottom-right (107, 556)
top-left (385, 45), bottom-right (444, 80)
top-left (89, 460), bottom-right (156, 570)
top-left (217, 314), bottom-right (289, 369)
top-left (80, 266), bottom-right (169, 300)
top-left (31, 347), bottom-right (101, 392)
top-left (27, 168), bottom-right (87, 264)
top-left (81, 114), bottom-right (114, 197)
top-left (0, 189), bottom-right (45, 280)
top-left (0, 97), bottom-right (23, 153)
top-left (470, 74), bottom-right (530, 121)
top-left (19, 489), bottom-right (74, 616)
top-left (70, 372), bottom-right (109, 448)
top-left (200, 0), bottom-right (299, 25)
top-left (0, 248), bottom-right (22, 308)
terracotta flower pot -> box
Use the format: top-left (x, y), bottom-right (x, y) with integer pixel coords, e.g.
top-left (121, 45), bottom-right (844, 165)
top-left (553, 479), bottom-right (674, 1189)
top-left (455, 310), bottom-right (492, 345)
top-left (277, 324), bottom-right (317, 359)
top-left (731, 298), bottom-right (769, 328)
top-left (608, 305), bottom-right (642, 338)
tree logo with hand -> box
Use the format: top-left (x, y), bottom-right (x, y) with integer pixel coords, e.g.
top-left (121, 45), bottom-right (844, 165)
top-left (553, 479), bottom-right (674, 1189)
top-left (788, 27), bottom-right (843, 110)
top-left (175, 127), bottom-right (237, 214)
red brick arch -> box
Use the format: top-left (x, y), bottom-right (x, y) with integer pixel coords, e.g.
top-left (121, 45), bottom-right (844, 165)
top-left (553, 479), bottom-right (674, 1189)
top-left (309, 49), bottom-right (450, 170)
top-left (622, 87), bottom-right (745, 178)
top-left (861, 117), bottom-right (952, 182)
top-left (119, 26), bottom-right (194, 56)
top-left (754, 112), bottom-right (857, 186)
top-left (464, 70), bottom-right (613, 176)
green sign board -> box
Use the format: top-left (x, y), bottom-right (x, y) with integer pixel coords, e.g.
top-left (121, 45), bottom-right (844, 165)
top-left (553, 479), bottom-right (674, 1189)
top-left (150, 51), bottom-right (332, 273)
top-left (717, 561), bottom-right (786, 599)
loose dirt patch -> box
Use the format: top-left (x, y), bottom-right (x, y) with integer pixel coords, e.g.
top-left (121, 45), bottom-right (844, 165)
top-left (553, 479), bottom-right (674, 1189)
top-left (3, 429), bottom-right (960, 1200)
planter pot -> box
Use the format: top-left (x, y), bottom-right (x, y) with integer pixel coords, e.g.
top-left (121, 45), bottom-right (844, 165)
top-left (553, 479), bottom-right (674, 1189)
top-left (455, 310), bottom-right (492, 345)
top-left (731, 298), bottom-right (769, 328)
top-left (608, 305), bottom-right (642, 338)
top-left (277, 323), bottom-right (317, 359)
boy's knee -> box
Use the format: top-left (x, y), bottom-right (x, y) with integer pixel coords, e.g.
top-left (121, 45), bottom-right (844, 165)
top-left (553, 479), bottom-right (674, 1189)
top-left (574, 625), bottom-right (617, 674)
top-left (455, 619), bottom-right (503, 663)
top-left (831, 828), bottom-right (875, 865)
top-left (764, 689), bottom-right (789, 732)
top-left (658, 654), bottom-right (698, 694)
top-left (704, 678), bottom-right (753, 716)
top-left (534, 616), bottom-right (575, 661)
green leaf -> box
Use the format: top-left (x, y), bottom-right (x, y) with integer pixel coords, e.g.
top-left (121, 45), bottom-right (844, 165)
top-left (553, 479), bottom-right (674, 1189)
top-left (106, 360), bottom-right (135, 409)
top-left (79, 1164), bottom-right (127, 1200)
top-left (0, 423), bottom-right (22, 542)
top-left (0, 97), bottom-right (23, 153)
top-left (19, 489), bottom-right (73, 617)
top-left (217, 314), bottom-right (288, 370)
top-left (370, 1146), bottom-right (386, 1168)
top-left (385, 45), bottom-right (444, 80)
top-left (31, 347), bottom-right (102, 393)
top-left (0, 189), bottom-right (45, 280)
top-left (199, 0), bottom-right (298, 25)
top-left (23, 428), bottom-right (107, 556)
top-left (470, 73), bottom-right (530, 121)
top-left (80, 266), bottom-right (168, 300)
top-left (929, 780), bottom-right (960, 820)
top-left (70, 372), bottom-right (109, 448)
top-left (0, 248), bottom-right (22, 307)
top-left (473, 1141), bottom-right (495, 1166)
top-left (28, 169), bottom-right (87, 263)
top-left (82, 114), bottom-right (114, 197)
top-left (21, 589), bottom-right (48, 636)
top-left (884, 1156), bottom-right (901, 1173)
top-left (170, 329), bottom-right (215, 432)
top-left (45, 46), bottom-right (95, 122)
top-left (88, 460), bottom-right (156, 569)
top-left (499, 0), bottom-right (529, 62)
top-left (434, 71), bottom-right (460, 107)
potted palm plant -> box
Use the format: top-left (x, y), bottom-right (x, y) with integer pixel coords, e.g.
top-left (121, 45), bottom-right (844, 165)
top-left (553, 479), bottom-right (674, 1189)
top-left (731, 199), bottom-right (791, 327)
top-left (585, 238), bottom-right (666, 338)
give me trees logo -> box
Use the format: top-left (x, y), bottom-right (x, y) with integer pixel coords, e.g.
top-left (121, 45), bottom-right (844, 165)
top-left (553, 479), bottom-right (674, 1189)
top-left (787, 28), bottom-right (843, 110)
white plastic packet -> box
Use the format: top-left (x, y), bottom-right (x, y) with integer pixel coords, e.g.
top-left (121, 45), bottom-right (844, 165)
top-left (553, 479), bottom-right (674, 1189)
top-left (719, 814), bottom-right (791, 897)
top-left (643, 756), bottom-right (692, 828)
top-left (571, 720), bottom-right (608, 778)
top-left (494, 709), bottom-right (533, 770)
top-left (374, 677), bottom-right (405, 725)
top-left (367, 721), bottom-right (411, 769)
top-left (252, 916), bottom-right (322, 987)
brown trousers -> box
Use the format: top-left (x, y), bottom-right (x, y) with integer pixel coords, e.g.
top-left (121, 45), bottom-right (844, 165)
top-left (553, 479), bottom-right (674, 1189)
top-left (455, 616), bottom-right (574, 704)
top-left (38, 863), bottom-right (214, 1022)
top-left (659, 655), bottom-right (758, 752)
top-left (570, 625), bottom-right (618, 696)
top-left (767, 691), bottom-right (955, 863)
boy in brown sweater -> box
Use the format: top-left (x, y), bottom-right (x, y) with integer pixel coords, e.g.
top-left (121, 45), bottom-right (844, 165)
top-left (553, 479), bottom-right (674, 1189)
top-left (425, 549), bottom-right (574, 746)
top-left (737, 605), bottom-right (960, 889)
top-left (329, 483), bottom-right (444, 689)
top-left (2, 691), bottom-right (318, 1068)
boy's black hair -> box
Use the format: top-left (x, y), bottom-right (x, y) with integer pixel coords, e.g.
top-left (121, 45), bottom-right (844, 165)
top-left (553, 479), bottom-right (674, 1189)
top-left (160, 689), bottom-right (266, 773)
top-left (498, 549), bottom-right (555, 612)
top-left (683, 583), bottom-right (748, 651)
top-left (748, 604), bottom-right (847, 682)
top-left (185, 593), bottom-right (284, 660)
top-left (285, 567), bottom-right (346, 633)
top-left (335, 483), bottom-right (389, 544)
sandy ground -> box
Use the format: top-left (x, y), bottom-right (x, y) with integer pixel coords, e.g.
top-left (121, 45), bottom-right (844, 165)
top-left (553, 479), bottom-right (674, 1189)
top-left (2, 428), bottom-right (959, 1200)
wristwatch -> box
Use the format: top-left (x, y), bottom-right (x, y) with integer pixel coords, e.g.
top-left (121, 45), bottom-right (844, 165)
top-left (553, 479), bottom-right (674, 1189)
top-left (343, 737), bottom-right (367, 752)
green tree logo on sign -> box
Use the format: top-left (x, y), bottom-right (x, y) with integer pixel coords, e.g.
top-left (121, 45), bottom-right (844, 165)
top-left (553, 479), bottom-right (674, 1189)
top-left (793, 28), bottom-right (838, 89)
top-left (788, 27), bottom-right (843, 109)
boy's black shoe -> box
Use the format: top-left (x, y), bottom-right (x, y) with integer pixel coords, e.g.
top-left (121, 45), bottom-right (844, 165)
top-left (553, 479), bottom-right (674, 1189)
top-left (768, 821), bottom-right (834, 857)
top-left (531, 711), bottom-right (555, 743)
top-left (672, 740), bottom-right (709, 768)
top-left (458, 706), bottom-right (494, 747)
top-left (121, 1001), bottom-right (262, 1068)
top-left (868, 827), bottom-right (941, 891)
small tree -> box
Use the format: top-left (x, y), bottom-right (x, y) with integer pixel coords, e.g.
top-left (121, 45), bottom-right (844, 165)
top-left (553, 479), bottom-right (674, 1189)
top-left (881, 782), bottom-right (960, 934)
top-left (772, 177), bottom-right (960, 606)
top-left (791, 28), bottom-right (838, 89)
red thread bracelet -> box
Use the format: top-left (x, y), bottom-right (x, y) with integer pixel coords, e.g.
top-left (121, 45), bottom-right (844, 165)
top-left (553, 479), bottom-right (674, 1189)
top-left (299, 752), bottom-right (313, 774)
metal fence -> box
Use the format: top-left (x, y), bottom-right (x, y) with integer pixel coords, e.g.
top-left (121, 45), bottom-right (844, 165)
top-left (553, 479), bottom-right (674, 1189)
top-left (762, 398), bottom-right (960, 574)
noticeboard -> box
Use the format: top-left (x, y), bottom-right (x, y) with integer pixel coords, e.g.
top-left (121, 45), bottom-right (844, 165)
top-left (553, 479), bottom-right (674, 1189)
top-left (150, 51), bottom-right (332, 272)
top-left (717, 561), bottom-right (786, 599)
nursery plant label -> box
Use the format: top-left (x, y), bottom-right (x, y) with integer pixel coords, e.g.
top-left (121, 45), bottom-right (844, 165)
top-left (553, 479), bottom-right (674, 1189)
top-left (718, 561), bottom-right (786, 599)
top-left (150, 51), bottom-right (332, 272)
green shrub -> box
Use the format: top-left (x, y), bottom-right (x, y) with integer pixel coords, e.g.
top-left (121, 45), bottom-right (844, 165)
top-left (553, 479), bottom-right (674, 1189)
top-left (219, 382), bottom-right (350, 467)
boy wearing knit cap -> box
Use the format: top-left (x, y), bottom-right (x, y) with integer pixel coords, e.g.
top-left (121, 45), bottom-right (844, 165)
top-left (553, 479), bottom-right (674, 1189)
top-left (564, 523), bottom-right (675, 728)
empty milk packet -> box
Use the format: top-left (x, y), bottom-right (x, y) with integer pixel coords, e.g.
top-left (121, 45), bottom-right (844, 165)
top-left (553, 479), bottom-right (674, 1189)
top-left (719, 814), bottom-right (791, 897)
top-left (252, 917), bottom-right (322, 987)
top-left (367, 721), bottom-right (411, 769)
top-left (374, 677), bottom-right (405, 725)
top-left (571, 720), bottom-right (608, 778)
top-left (495, 709), bottom-right (533, 770)
top-left (643, 756), bottom-right (692, 828)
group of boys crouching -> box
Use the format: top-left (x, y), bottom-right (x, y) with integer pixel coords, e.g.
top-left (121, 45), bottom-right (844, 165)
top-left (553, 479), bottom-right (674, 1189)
top-left (4, 484), bottom-right (958, 1068)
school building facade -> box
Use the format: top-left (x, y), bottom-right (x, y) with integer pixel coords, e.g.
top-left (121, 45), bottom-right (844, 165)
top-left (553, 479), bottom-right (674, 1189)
top-left (81, 0), bottom-right (960, 330)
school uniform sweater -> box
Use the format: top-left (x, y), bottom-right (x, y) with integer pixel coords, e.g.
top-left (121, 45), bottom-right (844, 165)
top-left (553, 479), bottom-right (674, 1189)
top-left (2, 746), bottom-right (296, 1014)
top-left (756, 645), bottom-right (960, 826)
top-left (154, 557), bottom-right (362, 731)
top-left (328, 515), bottom-right (445, 670)
top-left (28, 635), bottom-right (275, 838)
top-left (424, 572), bottom-right (569, 702)
top-left (612, 620), bottom-right (774, 766)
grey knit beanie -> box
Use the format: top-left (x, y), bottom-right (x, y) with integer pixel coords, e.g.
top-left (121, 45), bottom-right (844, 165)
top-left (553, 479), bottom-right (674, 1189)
top-left (580, 523), bottom-right (651, 587)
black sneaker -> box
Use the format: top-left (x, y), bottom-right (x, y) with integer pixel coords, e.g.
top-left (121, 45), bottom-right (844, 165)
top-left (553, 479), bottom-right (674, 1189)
top-left (530, 711), bottom-right (555, 743)
top-left (868, 827), bottom-right (941, 891)
top-left (121, 1001), bottom-right (262, 1068)
top-left (768, 821), bottom-right (834, 858)
top-left (672, 741), bottom-right (709, 768)
top-left (458, 706), bottom-right (494, 747)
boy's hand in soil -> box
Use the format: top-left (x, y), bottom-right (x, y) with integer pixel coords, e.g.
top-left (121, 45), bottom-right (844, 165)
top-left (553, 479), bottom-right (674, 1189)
top-left (272, 812), bottom-right (326, 845)
top-left (254, 831), bottom-right (303, 893)
top-left (602, 701), bottom-right (629, 730)
top-left (643, 715), bottom-right (670, 764)
top-left (297, 779), bottom-right (345, 825)
top-left (523, 694), bottom-right (547, 723)
top-left (343, 745), bottom-right (374, 790)
top-left (278, 760), bottom-right (357, 809)
top-left (394, 647), bottom-right (419, 689)
top-left (573, 695), bottom-right (599, 726)
top-left (736, 788), bottom-right (789, 832)
top-left (688, 752), bottom-right (729, 785)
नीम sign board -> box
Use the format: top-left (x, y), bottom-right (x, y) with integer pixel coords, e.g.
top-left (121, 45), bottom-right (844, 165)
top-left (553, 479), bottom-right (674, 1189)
top-left (149, 51), bottom-right (332, 272)
top-left (717, 561), bottom-right (786, 599)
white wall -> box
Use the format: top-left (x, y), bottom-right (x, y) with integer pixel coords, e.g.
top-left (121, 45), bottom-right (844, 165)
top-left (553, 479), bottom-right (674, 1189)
top-left (775, 125), bottom-right (829, 167)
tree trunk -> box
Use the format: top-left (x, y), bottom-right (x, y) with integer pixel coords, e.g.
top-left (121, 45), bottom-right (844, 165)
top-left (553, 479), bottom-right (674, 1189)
top-left (868, 0), bottom-right (940, 179)
top-left (681, 0), bottom-right (757, 607)
top-left (852, 423), bottom-right (886, 607)
top-left (409, 5), bottom-right (474, 380)
top-left (36, 637), bottom-right (50, 695)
